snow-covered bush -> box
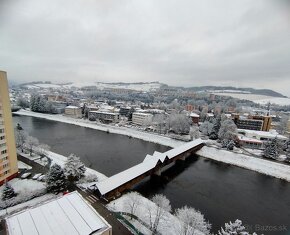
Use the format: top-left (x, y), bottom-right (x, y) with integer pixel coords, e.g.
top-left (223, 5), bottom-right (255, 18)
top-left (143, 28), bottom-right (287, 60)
top-left (218, 119), bottom-right (237, 142)
top-left (218, 219), bottom-right (257, 235)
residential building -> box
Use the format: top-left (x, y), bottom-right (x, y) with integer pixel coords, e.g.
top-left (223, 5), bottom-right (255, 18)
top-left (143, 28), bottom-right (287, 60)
top-left (232, 114), bottom-right (272, 131)
top-left (89, 111), bottom-right (120, 123)
top-left (132, 112), bottom-right (153, 126)
top-left (0, 71), bottom-right (18, 185)
top-left (5, 191), bottom-right (112, 235)
top-left (238, 129), bottom-right (287, 142)
top-left (64, 105), bottom-right (82, 118)
top-left (190, 113), bottom-right (200, 124)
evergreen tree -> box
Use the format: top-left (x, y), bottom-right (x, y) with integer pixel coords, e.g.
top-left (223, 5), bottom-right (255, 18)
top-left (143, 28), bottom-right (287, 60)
top-left (264, 138), bottom-right (279, 159)
top-left (64, 154), bottom-right (86, 186)
top-left (46, 164), bottom-right (67, 193)
top-left (1, 181), bottom-right (17, 201)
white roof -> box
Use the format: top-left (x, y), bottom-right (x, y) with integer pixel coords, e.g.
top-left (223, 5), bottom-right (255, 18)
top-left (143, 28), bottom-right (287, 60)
top-left (65, 105), bottom-right (80, 109)
top-left (190, 113), bottom-right (199, 117)
top-left (96, 139), bottom-right (204, 195)
top-left (6, 192), bottom-right (109, 235)
top-left (238, 129), bottom-right (287, 140)
top-left (238, 135), bottom-right (263, 144)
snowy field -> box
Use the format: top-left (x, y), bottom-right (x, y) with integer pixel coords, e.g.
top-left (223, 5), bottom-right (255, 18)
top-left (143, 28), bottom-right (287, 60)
top-left (197, 146), bottom-right (290, 182)
top-left (212, 92), bottom-right (290, 105)
top-left (15, 109), bottom-right (184, 148)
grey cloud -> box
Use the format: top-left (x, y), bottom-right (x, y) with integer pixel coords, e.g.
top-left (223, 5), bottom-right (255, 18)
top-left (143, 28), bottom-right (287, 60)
top-left (0, 0), bottom-right (289, 96)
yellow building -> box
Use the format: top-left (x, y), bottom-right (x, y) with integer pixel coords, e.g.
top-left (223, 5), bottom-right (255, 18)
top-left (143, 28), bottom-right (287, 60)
top-left (0, 71), bottom-right (18, 185)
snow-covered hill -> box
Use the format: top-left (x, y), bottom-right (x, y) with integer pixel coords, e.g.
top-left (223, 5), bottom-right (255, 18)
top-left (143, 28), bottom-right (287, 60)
top-left (22, 82), bottom-right (162, 92)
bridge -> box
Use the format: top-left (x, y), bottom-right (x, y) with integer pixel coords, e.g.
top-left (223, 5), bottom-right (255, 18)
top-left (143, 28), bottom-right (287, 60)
top-left (94, 139), bottom-right (205, 200)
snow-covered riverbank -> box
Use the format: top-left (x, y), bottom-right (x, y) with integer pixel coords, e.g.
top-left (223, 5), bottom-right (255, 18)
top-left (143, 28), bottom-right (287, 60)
top-left (15, 109), bottom-right (290, 182)
top-left (15, 109), bottom-right (183, 148)
top-left (197, 147), bottom-right (290, 182)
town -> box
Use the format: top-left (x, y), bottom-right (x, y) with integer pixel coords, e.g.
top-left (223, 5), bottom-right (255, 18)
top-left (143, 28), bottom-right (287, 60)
top-left (1, 71), bottom-right (290, 235)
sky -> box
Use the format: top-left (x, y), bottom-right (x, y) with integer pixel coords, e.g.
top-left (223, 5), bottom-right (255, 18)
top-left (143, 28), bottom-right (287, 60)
top-left (0, 0), bottom-right (290, 96)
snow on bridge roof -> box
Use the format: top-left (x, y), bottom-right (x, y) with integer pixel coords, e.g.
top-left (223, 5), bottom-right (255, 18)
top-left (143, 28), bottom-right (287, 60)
top-left (96, 139), bottom-right (204, 196)
top-left (5, 192), bottom-right (110, 235)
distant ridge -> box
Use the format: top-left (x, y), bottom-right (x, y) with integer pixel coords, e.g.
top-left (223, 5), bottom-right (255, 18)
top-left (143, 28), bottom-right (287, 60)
top-left (184, 86), bottom-right (286, 98)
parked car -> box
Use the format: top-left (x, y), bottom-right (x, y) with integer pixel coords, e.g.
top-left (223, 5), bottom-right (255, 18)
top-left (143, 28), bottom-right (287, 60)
top-left (32, 173), bottom-right (42, 180)
top-left (37, 175), bottom-right (46, 181)
top-left (20, 172), bottom-right (31, 179)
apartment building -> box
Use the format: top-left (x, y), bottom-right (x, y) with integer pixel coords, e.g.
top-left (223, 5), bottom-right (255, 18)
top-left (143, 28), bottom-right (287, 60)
top-left (64, 105), bottom-right (82, 118)
top-left (0, 71), bottom-right (18, 185)
top-left (132, 112), bottom-right (153, 126)
top-left (232, 114), bottom-right (272, 131)
top-left (89, 111), bottom-right (120, 123)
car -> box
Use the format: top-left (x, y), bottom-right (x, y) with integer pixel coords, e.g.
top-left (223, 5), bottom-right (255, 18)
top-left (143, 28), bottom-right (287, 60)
top-left (37, 175), bottom-right (46, 181)
top-left (20, 172), bottom-right (31, 179)
top-left (32, 173), bottom-right (42, 180)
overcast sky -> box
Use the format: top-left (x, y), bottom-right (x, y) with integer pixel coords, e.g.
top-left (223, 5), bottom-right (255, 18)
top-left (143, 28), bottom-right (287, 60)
top-left (0, 0), bottom-right (290, 95)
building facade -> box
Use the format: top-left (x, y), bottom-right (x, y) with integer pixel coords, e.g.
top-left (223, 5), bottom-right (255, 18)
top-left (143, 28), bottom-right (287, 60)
top-left (0, 71), bottom-right (18, 185)
top-left (132, 112), bottom-right (153, 126)
top-left (64, 106), bottom-right (82, 118)
top-left (89, 111), bottom-right (120, 123)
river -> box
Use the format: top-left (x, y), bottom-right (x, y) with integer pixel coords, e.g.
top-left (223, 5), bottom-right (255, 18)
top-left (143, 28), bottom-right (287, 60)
top-left (13, 115), bottom-right (290, 234)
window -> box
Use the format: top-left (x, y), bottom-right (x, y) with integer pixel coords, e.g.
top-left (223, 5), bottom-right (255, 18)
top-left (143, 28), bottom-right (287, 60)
top-left (1, 149), bottom-right (7, 155)
top-left (0, 136), bottom-right (5, 140)
top-left (0, 128), bottom-right (4, 134)
top-left (4, 170), bottom-right (9, 175)
top-left (0, 143), bottom-right (6, 148)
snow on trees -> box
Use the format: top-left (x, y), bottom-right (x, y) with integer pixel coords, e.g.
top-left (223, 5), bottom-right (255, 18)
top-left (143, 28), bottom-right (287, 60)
top-left (1, 181), bottom-right (17, 201)
top-left (46, 163), bottom-right (67, 193)
top-left (199, 121), bottom-right (213, 136)
top-left (15, 127), bottom-right (28, 152)
top-left (218, 119), bottom-right (237, 142)
top-left (167, 114), bottom-right (191, 135)
top-left (35, 144), bottom-right (51, 157)
top-left (218, 219), bottom-right (256, 235)
top-left (263, 138), bottom-right (280, 159)
top-left (174, 206), bottom-right (211, 235)
top-left (189, 125), bottom-right (200, 140)
top-left (123, 192), bottom-right (141, 219)
top-left (209, 117), bottom-right (221, 140)
top-left (64, 154), bottom-right (86, 185)
top-left (24, 136), bottom-right (39, 156)
top-left (276, 114), bottom-right (289, 135)
top-left (147, 194), bottom-right (172, 234)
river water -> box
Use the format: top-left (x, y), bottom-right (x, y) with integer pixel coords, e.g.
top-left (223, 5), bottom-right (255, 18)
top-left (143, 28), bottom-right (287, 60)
top-left (13, 115), bottom-right (290, 234)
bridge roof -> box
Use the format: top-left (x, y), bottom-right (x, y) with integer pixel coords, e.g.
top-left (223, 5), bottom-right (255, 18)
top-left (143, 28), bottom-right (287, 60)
top-left (96, 139), bottom-right (204, 196)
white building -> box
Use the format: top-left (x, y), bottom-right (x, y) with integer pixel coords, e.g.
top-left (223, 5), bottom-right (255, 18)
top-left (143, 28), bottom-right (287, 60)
top-left (64, 105), bottom-right (82, 118)
top-left (5, 191), bottom-right (112, 235)
top-left (89, 110), bottom-right (120, 123)
top-left (132, 112), bottom-right (153, 126)
top-left (238, 129), bottom-right (287, 142)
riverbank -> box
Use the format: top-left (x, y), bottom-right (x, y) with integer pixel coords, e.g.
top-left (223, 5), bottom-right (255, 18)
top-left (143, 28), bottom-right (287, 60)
top-left (15, 109), bottom-right (183, 148)
top-left (197, 146), bottom-right (290, 182)
top-left (15, 109), bottom-right (290, 182)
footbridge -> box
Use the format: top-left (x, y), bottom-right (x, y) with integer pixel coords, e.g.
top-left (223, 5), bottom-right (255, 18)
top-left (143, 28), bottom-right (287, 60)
top-left (95, 139), bottom-right (204, 200)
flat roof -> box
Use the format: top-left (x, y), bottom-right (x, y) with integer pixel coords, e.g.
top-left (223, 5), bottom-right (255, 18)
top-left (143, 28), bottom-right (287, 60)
top-left (6, 192), bottom-right (110, 235)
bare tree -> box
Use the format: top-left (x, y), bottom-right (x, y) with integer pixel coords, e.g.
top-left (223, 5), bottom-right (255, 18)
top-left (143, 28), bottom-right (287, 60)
top-left (124, 192), bottom-right (141, 219)
top-left (35, 144), bottom-right (51, 157)
top-left (148, 194), bottom-right (172, 234)
top-left (218, 119), bottom-right (237, 142)
top-left (276, 114), bottom-right (289, 135)
top-left (24, 136), bottom-right (39, 156)
top-left (15, 128), bottom-right (28, 152)
top-left (174, 206), bottom-right (211, 235)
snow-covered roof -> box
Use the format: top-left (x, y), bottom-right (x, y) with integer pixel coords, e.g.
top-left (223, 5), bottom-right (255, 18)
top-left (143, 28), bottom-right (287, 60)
top-left (65, 105), bottom-right (80, 109)
top-left (190, 113), bottom-right (200, 117)
top-left (5, 192), bottom-right (110, 235)
top-left (238, 129), bottom-right (287, 140)
top-left (96, 139), bottom-right (204, 195)
top-left (238, 135), bottom-right (263, 144)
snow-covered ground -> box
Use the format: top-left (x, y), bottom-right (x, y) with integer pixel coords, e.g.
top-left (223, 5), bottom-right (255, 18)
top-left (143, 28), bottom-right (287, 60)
top-left (197, 146), bottom-right (290, 182)
top-left (0, 178), bottom-right (45, 195)
top-left (17, 161), bottom-right (32, 170)
top-left (15, 109), bottom-right (184, 148)
top-left (211, 92), bottom-right (290, 105)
